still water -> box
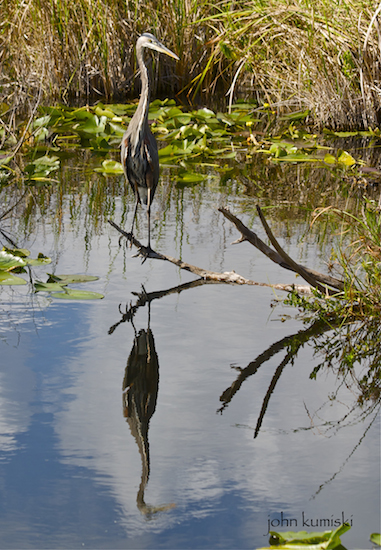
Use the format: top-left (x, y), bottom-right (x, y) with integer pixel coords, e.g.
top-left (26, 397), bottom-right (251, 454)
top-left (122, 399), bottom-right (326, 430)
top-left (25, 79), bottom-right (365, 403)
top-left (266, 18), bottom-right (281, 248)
top-left (0, 157), bottom-right (380, 549)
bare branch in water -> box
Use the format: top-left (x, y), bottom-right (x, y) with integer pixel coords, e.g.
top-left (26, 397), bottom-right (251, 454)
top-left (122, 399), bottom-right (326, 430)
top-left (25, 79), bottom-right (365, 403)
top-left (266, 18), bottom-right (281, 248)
top-left (108, 218), bottom-right (313, 294)
top-left (219, 206), bottom-right (344, 294)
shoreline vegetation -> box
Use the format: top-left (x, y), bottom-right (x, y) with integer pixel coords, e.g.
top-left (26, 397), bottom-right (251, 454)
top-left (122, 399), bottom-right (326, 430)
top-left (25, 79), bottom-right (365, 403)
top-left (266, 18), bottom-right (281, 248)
top-left (0, 0), bottom-right (380, 129)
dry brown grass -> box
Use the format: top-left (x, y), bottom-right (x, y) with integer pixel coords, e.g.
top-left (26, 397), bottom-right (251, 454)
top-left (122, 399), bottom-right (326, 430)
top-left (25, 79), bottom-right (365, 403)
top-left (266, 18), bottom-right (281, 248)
top-left (0, 0), bottom-right (380, 128)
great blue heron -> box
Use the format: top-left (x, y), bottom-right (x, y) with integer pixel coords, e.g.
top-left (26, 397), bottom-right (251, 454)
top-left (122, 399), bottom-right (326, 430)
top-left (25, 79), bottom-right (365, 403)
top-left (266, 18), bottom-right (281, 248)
top-left (121, 33), bottom-right (179, 252)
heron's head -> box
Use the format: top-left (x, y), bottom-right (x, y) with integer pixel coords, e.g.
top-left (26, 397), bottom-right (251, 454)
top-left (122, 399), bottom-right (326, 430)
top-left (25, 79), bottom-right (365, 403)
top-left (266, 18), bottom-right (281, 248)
top-left (138, 33), bottom-right (179, 61)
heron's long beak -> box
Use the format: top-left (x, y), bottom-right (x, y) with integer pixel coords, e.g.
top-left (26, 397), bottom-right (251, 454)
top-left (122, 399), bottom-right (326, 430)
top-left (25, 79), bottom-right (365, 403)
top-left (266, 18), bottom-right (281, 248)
top-left (147, 42), bottom-right (179, 61)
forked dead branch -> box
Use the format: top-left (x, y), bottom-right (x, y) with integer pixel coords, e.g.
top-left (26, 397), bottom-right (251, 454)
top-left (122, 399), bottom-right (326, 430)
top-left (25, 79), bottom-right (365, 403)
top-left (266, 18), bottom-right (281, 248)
top-left (108, 206), bottom-right (344, 296)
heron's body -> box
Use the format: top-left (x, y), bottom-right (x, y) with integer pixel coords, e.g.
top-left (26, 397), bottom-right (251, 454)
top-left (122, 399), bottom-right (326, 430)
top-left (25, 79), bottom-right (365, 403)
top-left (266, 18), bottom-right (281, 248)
top-left (121, 33), bottom-right (179, 250)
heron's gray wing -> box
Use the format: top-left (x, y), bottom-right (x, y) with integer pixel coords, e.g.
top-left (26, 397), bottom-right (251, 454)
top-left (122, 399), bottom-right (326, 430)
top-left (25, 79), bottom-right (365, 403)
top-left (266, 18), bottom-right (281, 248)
top-left (121, 133), bottom-right (144, 203)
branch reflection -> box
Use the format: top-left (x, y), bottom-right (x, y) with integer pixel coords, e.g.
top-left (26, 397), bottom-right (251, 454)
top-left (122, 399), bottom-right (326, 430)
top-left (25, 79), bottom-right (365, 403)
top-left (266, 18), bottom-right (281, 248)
top-left (217, 318), bottom-right (334, 436)
top-left (218, 317), bottom-right (380, 438)
top-left (218, 315), bottom-right (381, 495)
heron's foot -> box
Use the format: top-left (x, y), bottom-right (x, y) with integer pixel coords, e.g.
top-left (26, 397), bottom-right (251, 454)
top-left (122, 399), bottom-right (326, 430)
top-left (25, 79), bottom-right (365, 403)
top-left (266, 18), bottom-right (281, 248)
top-left (127, 231), bottom-right (135, 248)
top-left (139, 244), bottom-right (155, 264)
top-left (118, 233), bottom-right (133, 247)
top-left (131, 244), bottom-right (161, 262)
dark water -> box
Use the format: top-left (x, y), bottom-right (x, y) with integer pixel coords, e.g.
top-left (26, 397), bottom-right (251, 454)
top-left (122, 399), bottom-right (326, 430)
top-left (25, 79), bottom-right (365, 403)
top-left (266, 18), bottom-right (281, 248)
top-left (0, 156), bottom-right (380, 549)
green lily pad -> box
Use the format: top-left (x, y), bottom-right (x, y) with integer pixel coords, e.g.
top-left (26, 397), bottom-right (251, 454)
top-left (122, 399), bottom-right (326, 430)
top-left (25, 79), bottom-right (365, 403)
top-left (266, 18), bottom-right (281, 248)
top-left (47, 274), bottom-right (99, 284)
top-left (259, 523), bottom-right (351, 549)
top-left (26, 254), bottom-right (52, 266)
top-left (94, 160), bottom-right (124, 174)
top-left (24, 155), bottom-right (60, 180)
top-left (0, 250), bottom-right (27, 270)
top-left (0, 271), bottom-right (27, 285)
top-left (177, 172), bottom-right (206, 183)
top-left (271, 152), bottom-right (319, 163)
top-left (371, 533), bottom-right (381, 547)
top-left (280, 109), bottom-right (310, 121)
top-left (3, 247), bottom-right (30, 258)
top-left (34, 281), bottom-right (66, 292)
top-left (75, 115), bottom-right (107, 135)
top-left (51, 288), bottom-right (104, 300)
top-left (107, 122), bottom-right (126, 136)
top-left (94, 105), bottom-right (117, 119)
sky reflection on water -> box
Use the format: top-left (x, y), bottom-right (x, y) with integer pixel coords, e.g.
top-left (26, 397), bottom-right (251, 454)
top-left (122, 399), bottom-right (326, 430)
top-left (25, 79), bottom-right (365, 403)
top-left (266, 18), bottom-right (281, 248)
top-left (0, 181), bottom-right (379, 549)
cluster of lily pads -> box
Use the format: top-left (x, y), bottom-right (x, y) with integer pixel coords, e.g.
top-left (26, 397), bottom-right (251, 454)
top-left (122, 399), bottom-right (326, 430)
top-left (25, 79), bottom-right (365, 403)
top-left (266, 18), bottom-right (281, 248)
top-left (6, 99), bottom-right (374, 185)
top-left (258, 524), bottom-right (380, 549)
top-left (0, 248), bottom-right (103, 299)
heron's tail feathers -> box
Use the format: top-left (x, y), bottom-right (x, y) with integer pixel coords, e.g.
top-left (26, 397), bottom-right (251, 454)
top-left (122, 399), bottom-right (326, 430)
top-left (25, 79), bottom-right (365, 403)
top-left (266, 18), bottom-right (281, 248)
top-left (137, 186), bottom-right (148, 205)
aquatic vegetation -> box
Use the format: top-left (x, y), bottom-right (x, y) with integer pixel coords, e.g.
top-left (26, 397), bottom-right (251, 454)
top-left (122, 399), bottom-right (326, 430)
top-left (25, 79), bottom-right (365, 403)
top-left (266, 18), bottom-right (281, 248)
top-left (258, 523), bottom-right (350, 549)
top-left (259, 526), bottom-right (380, 549)
top-left (0, 248), bottom-right (103, 299)
top-left (34, 274), bottom-right (104, 300)
top-left (1, 100), bottom-right (376, 191)
top-left (286, 199), bottom-right (381, 320)
top-left (0, 247), bottom-right (51, 286)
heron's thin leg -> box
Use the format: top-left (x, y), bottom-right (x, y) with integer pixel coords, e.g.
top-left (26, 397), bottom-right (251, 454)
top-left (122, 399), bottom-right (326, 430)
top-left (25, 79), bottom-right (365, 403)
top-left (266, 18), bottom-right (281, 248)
top-left (131, 196), bottom-right (140, 235)
top-left (147, 187), bottom-right (152, 250)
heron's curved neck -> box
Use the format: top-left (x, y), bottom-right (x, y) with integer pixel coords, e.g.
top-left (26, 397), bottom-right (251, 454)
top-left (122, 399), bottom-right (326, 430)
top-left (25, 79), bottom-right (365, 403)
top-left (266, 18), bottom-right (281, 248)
top-left (134, 45), bottom-right (151, 139)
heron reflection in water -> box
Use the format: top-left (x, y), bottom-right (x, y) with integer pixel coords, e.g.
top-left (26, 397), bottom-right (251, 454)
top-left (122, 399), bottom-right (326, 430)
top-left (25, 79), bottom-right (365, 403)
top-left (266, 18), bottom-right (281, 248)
top-left (123, 307), bottom-right (175, 517)
top-left (121, 33), bottom-right (179, 252)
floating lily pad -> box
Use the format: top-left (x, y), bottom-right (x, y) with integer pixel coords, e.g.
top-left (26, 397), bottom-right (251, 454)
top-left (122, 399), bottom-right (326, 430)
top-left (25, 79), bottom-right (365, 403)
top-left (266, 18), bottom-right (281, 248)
top-left (26, 254), bottom-right (52, 266)
top-left (47, 274), bottom-right (99, 284)
top-left (94, 160), bottom-right (124, 174)
top-left (24, 154), bottom-right (60, 181)
top-left (0, 271), bottom-right (27, 285)
top-left (259, 523), bottom-right (351, 549)
top-left (51, 289), bottom-right (104, 300)
top-left (3, 247), bottom-right (30, 258)
top-left (177, 172), bottom-right (206, 183)
top-left (75, 115), bottom-right (107, 136)
top-left (34, 281), bottom-right (66, 292)
top-left (0, 250), bottom-right (27, 270)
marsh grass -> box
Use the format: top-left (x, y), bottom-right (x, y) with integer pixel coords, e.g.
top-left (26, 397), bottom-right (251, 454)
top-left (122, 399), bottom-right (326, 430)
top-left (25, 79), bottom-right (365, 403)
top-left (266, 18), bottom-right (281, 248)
top-left (0, 0), bottom-right (380, 128)
top-left (300, 198), bottom-right (381, 320)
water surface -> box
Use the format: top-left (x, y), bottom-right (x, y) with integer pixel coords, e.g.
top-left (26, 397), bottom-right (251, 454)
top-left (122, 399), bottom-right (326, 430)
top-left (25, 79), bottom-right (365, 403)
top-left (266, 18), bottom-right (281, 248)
top-left (0, 154), bottom-right (379, 549)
